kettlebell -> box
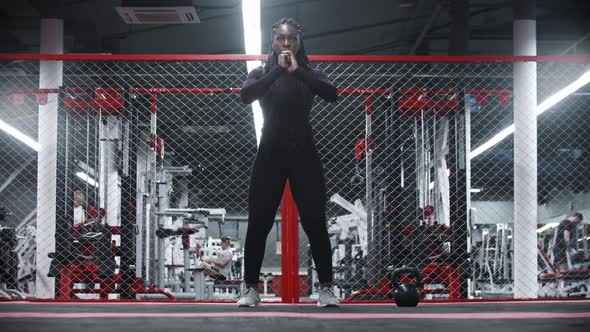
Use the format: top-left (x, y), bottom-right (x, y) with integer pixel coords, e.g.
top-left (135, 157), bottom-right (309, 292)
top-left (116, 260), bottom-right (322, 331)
top-left (390, 266), bottom-right (422, 307)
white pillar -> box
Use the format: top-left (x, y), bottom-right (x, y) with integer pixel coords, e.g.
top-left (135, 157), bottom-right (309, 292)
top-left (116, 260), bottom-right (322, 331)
top-left (513, 0), bottom-right (538, 299)
top-left (35, 18), bottom-right (63, 298)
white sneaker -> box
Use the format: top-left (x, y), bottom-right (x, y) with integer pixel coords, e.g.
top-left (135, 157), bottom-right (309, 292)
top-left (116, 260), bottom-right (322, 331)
top-left (236, 287), bottom-right (261, 307)
top-left (317, 286), bottom-right (340, 307)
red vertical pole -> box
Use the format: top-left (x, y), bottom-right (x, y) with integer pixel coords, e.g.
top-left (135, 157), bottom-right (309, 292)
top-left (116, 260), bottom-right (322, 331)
top-left (448, 264), bottom-right (461, 300)
top-left (58, 265), bottom-right (73, 300)
top-left (289, 183), bottom-right (300, 303)
top-left (281, 181), bottom-right (299, 303)
top-left (280, 184), bottom-right (291, 303)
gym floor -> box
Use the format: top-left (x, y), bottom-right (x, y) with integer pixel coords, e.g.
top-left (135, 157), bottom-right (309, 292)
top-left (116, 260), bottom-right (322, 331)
top-left (0, 300), bottom-right (589, 331)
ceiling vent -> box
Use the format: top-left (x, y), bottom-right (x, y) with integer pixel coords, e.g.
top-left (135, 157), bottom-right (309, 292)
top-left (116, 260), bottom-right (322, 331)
top-left (116, 0), bottom-right (199, 24)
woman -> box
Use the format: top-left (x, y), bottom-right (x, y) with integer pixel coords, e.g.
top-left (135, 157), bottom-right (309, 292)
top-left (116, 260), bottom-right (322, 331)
top-left (237, 17), bottom-right (339, 307)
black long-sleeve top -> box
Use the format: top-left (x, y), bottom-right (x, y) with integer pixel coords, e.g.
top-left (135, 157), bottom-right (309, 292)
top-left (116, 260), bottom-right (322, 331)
top-left (240, 65), bottom-right (338, 148)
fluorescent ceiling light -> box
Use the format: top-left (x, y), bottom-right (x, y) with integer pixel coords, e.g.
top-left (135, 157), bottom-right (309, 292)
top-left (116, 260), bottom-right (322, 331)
top-left (0, 118), bottom-right (39, 151)
top-left (470, 124), bottom-right (514, 159)
top-left (77, 161), bottom-right (96, 177)
top-left (536, 222), bottom-right (558, 233)
top-left (470, 188), bottom-right (481, 193)
top-left (242, 0), bottom-right (261, 56)
top-left (537, 70), bottom-right (590, 115)
top-left (470, 70), bottom-right (590, 159)
top-left (76, 171), bottom-right (99, 188)
top-left (242, 0), bottom-right (263, 146)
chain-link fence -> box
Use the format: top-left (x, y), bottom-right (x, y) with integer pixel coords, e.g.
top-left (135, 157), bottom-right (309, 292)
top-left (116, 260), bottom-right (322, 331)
top-left (0, 55), bottom-right (589, 302)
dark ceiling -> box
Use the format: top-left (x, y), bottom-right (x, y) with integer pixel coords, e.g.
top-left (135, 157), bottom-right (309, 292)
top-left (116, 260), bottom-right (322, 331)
top-left (0, 0), bottom-right (589, 55)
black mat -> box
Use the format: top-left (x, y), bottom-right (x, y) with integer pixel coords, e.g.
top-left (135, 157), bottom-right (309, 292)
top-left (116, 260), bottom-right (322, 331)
top-left (0, 301), bottom-right (588, 332)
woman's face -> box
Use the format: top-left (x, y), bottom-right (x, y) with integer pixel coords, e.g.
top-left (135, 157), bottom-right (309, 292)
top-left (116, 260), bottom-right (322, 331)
top-left (272, 24), bottom-right (300, 56)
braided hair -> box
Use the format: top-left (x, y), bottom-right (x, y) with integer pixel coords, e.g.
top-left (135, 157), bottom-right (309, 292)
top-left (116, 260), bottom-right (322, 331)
top-left (264, 17), bottom-right (310, 72)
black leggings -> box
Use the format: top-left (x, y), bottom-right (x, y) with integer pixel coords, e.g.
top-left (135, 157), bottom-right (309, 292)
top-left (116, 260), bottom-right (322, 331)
top-left (243, 140), bottom-right (333, 286)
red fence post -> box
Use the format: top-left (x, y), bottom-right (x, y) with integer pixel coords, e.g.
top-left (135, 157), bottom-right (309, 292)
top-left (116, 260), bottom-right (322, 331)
top-left (281, 182), bottom-right (299, 303)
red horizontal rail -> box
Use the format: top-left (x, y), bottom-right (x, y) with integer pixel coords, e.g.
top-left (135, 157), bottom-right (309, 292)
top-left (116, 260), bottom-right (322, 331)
top-left (0, 54), bottom-right (266, 61)
top-left (338, 88), bottom-right (391, 95)
top-left (1, 53), bottom-right (590, 62)
top-left (13, 88), bottom-right (124, 94)
top-left (13, 88), bottom-right (240, 94)
top-left (15, 87), bottom-right (395, 96)
top-left (131, 88), bottom-right (239, 94)
top-left (312, 55), bottom-right (590, 63)
top-left (14, 88), bottom-right (517, 98)
top-left (135, 88), bottom-right (390, 95)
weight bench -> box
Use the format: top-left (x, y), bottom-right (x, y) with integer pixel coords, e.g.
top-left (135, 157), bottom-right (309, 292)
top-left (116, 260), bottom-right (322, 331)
top-left (539, 269), bottom-right (590, 298)
top-left (210, 279), bottom-right (242, 299)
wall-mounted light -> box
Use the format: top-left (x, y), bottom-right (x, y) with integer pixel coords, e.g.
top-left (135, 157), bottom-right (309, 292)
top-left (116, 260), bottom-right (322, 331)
top-left (76, 171), bottom-right (99, 188)
top-left (242, 0), bottom-right (263, 146)
top-left (470, 70), bottom-right (590, 159)
top-left (536, 223), bottom-right (558, 233)
top-left (0, 118), bottom-right (39, 151)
